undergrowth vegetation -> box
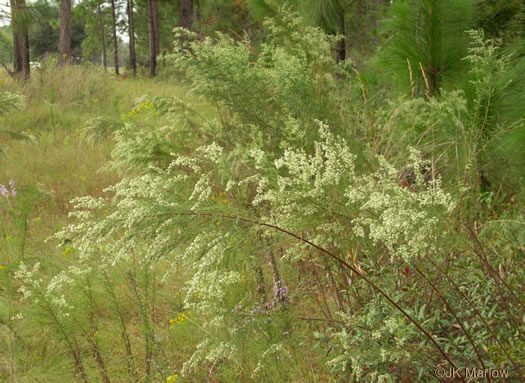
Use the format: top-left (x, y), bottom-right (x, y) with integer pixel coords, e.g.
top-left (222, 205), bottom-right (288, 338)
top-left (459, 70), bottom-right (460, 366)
top-left (1, 10), bottom-right (524, 383)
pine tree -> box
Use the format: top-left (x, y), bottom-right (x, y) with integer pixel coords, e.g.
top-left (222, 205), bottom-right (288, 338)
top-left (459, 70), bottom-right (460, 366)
top-left (147, 0), bottom-right (159, 77)
top-left (127, 0), bottom-right (136, 75)
top-left (96, 0), bottom-right (107, 69)
top-left (378, 0), bottom-right (476, 96)
top-left (110, 0), bottom-right (119, 75)
top-left (179, 0), bottom-right (193, 30)
top-left (10, 0), bottom-right (30, 80)
top-left (59, 0), bottom-right (72, 63)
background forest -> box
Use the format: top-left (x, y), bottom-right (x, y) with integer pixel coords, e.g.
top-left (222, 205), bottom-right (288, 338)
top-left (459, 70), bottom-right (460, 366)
top-left (0, 0), bottom-right (524, 382)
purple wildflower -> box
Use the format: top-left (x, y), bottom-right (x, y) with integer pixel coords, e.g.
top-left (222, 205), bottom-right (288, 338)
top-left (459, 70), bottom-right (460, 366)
top-left (273, 279), bottom-right (289, 305)
top-left (0, 184), bottom-right (8, 199)
top-left (8, 180), bottom-right (16, 197)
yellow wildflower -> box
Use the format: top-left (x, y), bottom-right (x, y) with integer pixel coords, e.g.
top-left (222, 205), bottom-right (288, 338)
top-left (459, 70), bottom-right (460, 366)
top-left (169, 312), bottom-right (188, 327)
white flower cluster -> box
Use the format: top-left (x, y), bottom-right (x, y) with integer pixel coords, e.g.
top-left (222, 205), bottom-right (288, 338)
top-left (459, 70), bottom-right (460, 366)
top-left (247, 122), bottom-right (454, 262)
top-left (347, 150), bottom-right (454, 261)
top-left (328, 309), bottom-right (413, 382)
top-left (15, 262), bottom-right (42, 300)
top-left (250, 121), bottom-right (356, 236)
top-left (14, 262), bottom-right (85, 318)
top-left (183, 233), bottom-right (241, 319)
top-left (181, 339), bottom-right (236, 377)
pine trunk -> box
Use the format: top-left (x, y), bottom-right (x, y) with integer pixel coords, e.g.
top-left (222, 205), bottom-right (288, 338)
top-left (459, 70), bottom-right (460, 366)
top-left (58, 0), bottom-right (72, 63)
top-left (147, 0), bottom-right (159, 77)
top-left (127, 0), bottom-right (136, 76)
top-left (179, 0), bottom-right (193, 30)
top-left (152, 0), bottom-right (160, 57)
top-left (110, 0), bottom-right (119, 75)
top-left (97, 0), bottom-right (107, 70)
top-left (10, 0), bottom-right (30, 81)
top-left (336, 8), bottom-right (346, 63)
top-left (357, 0), bottom-right (363, 51)
top-left (193, 0), bottom-right (200, 29)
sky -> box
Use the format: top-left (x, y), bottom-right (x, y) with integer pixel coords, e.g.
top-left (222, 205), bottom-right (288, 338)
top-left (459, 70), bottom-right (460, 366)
top-left (0, 3), bottom-right (10, 27)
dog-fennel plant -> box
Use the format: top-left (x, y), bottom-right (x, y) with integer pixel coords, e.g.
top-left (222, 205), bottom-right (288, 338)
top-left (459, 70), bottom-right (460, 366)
top-left (11, 9), bottom-right (525, 383)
